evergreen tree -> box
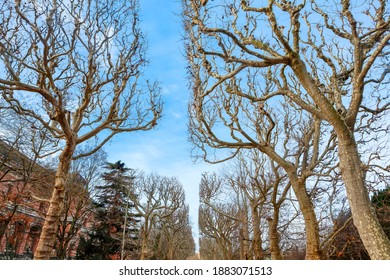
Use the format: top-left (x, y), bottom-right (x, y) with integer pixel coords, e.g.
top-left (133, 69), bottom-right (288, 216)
top-left (76, 161), bottom-right (140, 259)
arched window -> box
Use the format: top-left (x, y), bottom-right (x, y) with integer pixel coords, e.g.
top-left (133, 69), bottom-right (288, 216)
top-left (13, 221), bottom-right (26, 254)
top-left (26, 224), bottom-right (41, 255)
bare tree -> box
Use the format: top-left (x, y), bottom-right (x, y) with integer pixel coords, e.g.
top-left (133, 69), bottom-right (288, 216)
top-left (0, 115), bottom-right (54, 248)
top-left (0, 0), bottom-right (162, 259)
top-left (130, 173), bottom-right (186, 260)
top-left (151, 205), bottom-right (195, 260)
top-left (226, 150), bottom-right (292, 260)
top-left (199, 203), bottom-right (241, 259)
top-left (188, 77), bottom-right (333, 258)
top-left (226, 159), bottom-right (267, 260)
top-left (182, 0), bottom-right (390, 259)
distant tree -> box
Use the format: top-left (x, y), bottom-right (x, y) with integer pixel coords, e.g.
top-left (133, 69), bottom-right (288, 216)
top-left (151, 205), bottom-right (195, 260)
top-left (130, 173), bottom-right (186, 260)
top-left (198, 203), bottom-right (241, 260)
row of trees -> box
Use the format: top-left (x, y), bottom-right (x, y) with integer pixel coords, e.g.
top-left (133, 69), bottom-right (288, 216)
top-left (198, 150), bottom-right (390, 260)
top-left (183, 0), bottom-right (390, 259)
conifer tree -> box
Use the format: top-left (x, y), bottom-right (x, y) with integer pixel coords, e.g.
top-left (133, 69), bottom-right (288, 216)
top-left (77, 161), bottom-right (140, 259)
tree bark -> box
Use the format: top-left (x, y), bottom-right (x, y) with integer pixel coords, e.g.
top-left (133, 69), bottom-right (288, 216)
top-left (289, 177), bottom-right (322, 260)
top-left (267, 215), bottom-right (283, 260)
top-left (337, 132), bottom-right (390, 259)
top-left (34, 140), bottom-right (75, 260)
top-left (250, 202), bottom-right (264, 260)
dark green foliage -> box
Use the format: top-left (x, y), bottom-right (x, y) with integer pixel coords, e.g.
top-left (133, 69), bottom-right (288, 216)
top-left (76, 219), bottom-right (120, 260)
top-left (76, 161), bottom-right (140, 259)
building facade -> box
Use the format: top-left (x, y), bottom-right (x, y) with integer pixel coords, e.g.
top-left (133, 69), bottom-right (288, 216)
top-left (0, 140), bottom-right (92, 259)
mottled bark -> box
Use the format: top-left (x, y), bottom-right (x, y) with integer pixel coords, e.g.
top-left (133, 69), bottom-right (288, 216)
top-left (289, 177), bottom-right (322, 260)
top-left (34, 141), bottom-right (75, 260)
top-left (337, 132), bottom-right (390, 259)
top-left (267, 216), bottom-right (283, 260)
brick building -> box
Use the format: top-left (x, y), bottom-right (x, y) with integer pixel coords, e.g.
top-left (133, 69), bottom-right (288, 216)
top-left (0, 140), bottom-right (93, 259)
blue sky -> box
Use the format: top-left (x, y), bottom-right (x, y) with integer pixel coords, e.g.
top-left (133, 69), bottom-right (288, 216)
top-left (105, 0), bottom-right (217, 242)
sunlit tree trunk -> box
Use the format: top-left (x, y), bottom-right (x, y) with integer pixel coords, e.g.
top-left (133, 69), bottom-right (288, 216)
top-left (267, 216), bottom-right (283, 260)
top-left (34, 140), bottom-right (75, 260)
top-left (337, 131), bottom-right (390, 259)
top-left (289, 177), bottom-right (322, 260)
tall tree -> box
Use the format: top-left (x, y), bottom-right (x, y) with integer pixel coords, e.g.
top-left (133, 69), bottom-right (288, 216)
top-left (76, 161), bottom-right (139, 260)
top-left (0, 0), bottom-right (162, 259)
top-left (182, 0), bottom-right (390, 259)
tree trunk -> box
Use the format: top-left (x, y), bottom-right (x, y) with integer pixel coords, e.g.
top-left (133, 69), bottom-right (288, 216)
top-left (34, 184), bottom-right (65, 259)
top-left (267, 214), bottom-right (283, 260)
top-left (239, 217), bottom-right (250, 260)
top-left (261, 146), bottom-right (321, 259)
top-left (289, 177), bottom-right (322, 260)
top-left (34, 141), bottom-right (75, 260)
top-left (168, 241), bottom-right (175, 260)
top-left (291, 56), bottom-right (390, 259)
top-left (140, 221), bottom-right (149, 260)
top-left (250, 203), bottom-right (264, 260)
top-left (337, 133), bottom-right (390, 259)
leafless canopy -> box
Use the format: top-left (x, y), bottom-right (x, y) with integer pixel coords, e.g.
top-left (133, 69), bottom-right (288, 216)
top-left (0, 0), bottom-right (162, 158)
top-left (183, 0), bottom-right (389, 160)
top-left (183, 0), bottom-right (390, 259)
